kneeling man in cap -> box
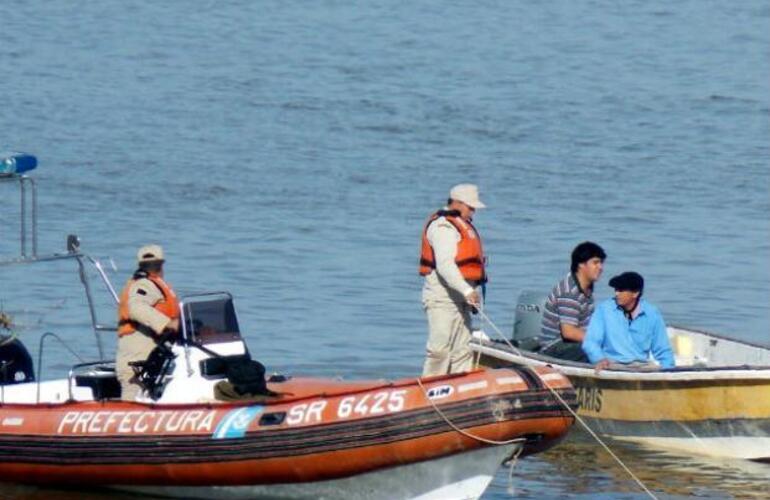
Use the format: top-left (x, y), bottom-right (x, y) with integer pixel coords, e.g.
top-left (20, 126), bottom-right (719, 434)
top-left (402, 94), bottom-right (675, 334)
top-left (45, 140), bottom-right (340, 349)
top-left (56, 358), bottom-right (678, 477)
top-left (418, 184), bottom-right (487, 376)
top-left (582, 271), bottom-right (675, 371)
top-left (116, 244), bottom-right (180, 399)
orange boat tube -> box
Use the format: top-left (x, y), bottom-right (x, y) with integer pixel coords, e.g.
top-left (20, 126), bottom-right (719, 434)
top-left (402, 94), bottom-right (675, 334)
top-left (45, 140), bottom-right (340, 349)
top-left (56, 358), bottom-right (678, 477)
top-left (0, 367), bottom-right (574, 488)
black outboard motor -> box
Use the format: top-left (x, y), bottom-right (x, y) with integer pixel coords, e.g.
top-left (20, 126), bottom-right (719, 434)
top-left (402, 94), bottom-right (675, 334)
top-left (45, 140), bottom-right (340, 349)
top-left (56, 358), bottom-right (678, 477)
top-left (0, 336), bottom-right (35, 384)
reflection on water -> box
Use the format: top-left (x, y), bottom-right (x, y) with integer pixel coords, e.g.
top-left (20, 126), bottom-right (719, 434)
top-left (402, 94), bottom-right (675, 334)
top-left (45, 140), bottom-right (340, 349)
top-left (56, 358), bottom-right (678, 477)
top-left (486, 433), bottom-right (770, 499)
top-left (4, 436), bottom-right (766, 500)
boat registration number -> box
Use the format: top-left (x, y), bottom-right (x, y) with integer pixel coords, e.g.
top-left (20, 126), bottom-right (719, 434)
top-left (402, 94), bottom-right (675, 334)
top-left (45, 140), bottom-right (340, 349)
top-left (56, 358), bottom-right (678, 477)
top-left (286, 390), bottom-right (408, 425)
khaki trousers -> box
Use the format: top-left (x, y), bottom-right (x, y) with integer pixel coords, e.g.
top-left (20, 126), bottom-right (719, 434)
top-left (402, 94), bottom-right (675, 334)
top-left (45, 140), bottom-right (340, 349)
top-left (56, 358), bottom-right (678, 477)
top-left (116, 332), bottom-right (157, 400)
top-left (422, 300), bottom-right (473, 376)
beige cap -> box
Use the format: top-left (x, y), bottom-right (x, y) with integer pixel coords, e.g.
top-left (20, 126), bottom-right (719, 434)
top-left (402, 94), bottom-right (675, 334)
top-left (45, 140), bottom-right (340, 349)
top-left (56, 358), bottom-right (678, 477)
top-left (137, 244), bottom-right (164, 264)
top-left (449, 183), bottom-right (486, 209)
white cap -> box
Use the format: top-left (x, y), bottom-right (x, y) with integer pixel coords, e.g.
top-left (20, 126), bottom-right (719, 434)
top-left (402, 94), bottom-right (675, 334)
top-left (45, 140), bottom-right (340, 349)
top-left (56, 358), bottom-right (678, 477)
top-left (137, 244), bottom-right (164, 264)
top-left (449, 183), bottom-right (486, 209)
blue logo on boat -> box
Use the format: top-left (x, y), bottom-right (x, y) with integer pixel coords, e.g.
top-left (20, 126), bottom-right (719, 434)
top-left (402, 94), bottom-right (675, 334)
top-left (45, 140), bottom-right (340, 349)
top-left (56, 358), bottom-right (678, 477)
top-left (213, 406), bottom-right (264, 439)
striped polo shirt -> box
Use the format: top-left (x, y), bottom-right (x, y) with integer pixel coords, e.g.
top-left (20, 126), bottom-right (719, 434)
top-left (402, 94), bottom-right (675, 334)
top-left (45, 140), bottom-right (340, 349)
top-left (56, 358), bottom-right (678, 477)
top-left (540, 273), bottom-right (595, 343)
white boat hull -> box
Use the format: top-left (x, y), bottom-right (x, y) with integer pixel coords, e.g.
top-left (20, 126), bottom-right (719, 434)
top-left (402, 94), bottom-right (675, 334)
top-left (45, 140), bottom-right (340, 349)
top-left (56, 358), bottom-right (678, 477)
top-left (116, 442), bottom-right (521, 500)
top-left (614, 435), bottom-right (770, 461)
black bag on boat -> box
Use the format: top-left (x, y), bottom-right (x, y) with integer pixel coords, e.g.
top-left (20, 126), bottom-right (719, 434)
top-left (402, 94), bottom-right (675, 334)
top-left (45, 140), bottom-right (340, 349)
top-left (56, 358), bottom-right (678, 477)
top-left (224, 358), bottom-right (274, 396)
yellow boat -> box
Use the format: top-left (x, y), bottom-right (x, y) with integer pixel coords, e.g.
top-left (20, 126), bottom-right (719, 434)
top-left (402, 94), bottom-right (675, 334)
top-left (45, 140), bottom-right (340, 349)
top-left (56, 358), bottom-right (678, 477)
top-left (471, 291), bottom-right (770, 461)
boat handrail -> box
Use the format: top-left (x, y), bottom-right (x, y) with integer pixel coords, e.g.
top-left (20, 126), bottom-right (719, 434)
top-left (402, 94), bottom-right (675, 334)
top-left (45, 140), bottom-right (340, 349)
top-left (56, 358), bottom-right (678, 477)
top-left (36, 331), bottom-right (85, 404)
top-left (1, 239), bottom-right (120, 359)
top-left (3, 168), bottom-right (121, 359)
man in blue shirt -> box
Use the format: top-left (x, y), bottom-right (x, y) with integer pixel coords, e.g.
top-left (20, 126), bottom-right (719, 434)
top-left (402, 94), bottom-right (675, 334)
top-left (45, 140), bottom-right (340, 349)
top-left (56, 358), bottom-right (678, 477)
top-left (582, 271), bottom-right (675, 371)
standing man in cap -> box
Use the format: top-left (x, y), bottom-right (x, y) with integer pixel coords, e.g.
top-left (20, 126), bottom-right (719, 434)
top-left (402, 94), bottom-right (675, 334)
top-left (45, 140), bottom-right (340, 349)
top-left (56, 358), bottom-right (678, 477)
top-left (419, 183), bottom-right (487, 376)
top-left (582, 271), bottom-right (675, 371)
top-left (538, 241), bottom-right (607, 362)
top-left (116, 244), bottom-right (180, 400)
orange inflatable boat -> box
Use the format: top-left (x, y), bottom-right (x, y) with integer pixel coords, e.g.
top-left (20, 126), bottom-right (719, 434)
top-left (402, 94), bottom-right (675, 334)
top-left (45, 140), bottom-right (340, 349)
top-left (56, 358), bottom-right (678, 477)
top-left (0, 354), bottom-right (574, 499)
top-left (0, 293), bottom-right (575, 500)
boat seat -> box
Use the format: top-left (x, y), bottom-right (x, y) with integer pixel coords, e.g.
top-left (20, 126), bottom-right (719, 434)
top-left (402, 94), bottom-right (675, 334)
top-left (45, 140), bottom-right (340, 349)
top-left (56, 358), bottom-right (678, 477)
top-left (671, 334), bottom-right (708, 367)
top-left (75, 367), bottom-right (121, 400)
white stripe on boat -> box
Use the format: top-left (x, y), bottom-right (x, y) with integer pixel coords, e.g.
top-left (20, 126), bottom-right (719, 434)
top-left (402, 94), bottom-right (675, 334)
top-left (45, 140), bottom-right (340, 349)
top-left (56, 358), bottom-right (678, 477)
top-left (458, 381), bottom-right (488, 393)
top-left (495, 376), bottom-right (522, 385)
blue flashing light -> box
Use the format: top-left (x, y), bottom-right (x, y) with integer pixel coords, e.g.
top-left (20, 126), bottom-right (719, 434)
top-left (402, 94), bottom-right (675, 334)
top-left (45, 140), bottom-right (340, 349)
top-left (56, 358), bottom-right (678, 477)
top-left (0, 152), bottom-right (38, 176)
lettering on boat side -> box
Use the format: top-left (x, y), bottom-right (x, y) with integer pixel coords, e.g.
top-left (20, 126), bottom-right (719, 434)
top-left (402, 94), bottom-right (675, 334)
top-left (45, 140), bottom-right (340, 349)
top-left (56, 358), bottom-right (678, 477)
top-left (337, 390), bottom-right (406, 419)
top-left (56, 410), bottom-right (218, 435)
top-left (517, 303), bottom-right (541, 313)
top-left (1, 417), bottom-right (24, 426)
top-left (574, 386), bottom-right (603, 413)
top-left (426, 385), bottom-right (454, 400)
top-left (284, 390), bottom-right (408, 426)
top-left (287, 400), bottom-right (328, 425)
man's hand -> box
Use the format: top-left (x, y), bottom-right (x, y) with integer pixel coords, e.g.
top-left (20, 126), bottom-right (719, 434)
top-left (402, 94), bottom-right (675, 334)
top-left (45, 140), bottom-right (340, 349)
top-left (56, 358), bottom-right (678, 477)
top-left (594, 358), bottom-right (612, 372)
top-left (166, 318), bottom-right (180, 332)
top-left (465, 290), bottom-right (481, 310)
top-left (0, 312), bottom-right (12, 330)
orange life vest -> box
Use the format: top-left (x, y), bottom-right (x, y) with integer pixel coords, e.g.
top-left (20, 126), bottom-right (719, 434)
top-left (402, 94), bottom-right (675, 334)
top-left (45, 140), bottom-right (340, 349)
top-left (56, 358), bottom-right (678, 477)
top-left (419, 210), bottom-right (487, 283)
top-left (117, 273), bottom-right (180, 337)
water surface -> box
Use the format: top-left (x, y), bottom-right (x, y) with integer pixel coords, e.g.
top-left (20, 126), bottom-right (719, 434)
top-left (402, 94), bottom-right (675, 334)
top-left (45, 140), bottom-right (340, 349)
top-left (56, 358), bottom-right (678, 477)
top-left (1, 1), bottom-right (768, 498)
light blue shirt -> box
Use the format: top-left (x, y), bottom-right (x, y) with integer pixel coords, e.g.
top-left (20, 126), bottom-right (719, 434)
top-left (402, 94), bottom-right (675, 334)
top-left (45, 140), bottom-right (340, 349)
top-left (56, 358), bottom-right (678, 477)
top-left (582, 298), bottom-right (675, 369)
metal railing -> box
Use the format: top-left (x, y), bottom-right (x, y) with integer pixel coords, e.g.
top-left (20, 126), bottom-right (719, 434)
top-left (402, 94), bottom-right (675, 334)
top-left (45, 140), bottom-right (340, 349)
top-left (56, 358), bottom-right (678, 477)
top-left (0, 174), bottom-right (38, 259)
top-left (35, 331), bottom-right (85, 403)
top-left (2, 172), bottom-right (121, 376)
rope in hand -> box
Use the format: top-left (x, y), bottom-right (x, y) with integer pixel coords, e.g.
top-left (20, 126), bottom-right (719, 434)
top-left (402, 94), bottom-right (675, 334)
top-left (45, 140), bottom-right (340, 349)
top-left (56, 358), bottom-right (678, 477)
top-left (473, 308), bottom-right (659, 500)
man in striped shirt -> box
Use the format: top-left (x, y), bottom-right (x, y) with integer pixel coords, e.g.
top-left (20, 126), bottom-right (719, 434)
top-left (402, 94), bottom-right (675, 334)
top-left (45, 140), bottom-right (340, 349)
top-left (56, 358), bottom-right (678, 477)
top-left (538, 242), bottom-right (606, 362)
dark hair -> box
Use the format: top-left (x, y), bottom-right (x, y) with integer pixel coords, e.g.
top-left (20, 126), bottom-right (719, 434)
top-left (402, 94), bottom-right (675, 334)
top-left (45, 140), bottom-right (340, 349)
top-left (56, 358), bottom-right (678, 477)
top-left (139, 260), bottom-right (164, 275)
top-left (570, 242), bottom-right (606, 273)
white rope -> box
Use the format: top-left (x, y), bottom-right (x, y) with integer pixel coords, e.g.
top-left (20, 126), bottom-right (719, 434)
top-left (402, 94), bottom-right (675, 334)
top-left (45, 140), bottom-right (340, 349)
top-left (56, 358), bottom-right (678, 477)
top-left (472, 300), bottom-right (485, 368)
top-left (505, 442), bottom-right (523, 496)
top-left (473, 308), bottom-right (659, 500)
top-left (416, 377), bottom-right (526, 446)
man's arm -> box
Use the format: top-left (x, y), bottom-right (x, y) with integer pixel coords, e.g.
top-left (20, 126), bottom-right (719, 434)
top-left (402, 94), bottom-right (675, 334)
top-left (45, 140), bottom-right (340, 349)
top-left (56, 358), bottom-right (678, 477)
top-left (560, 323), bottom-right (585, 342)
top-left (430, 221), bottom-right (475, 299)
top-left (555, 297), bottom-right (585, 341)
top-left (650, 312), bottom-right (675, 369)
top-left (581, 307), bottom-right (607, 364)
top-left (127, 279), bottom-right (174, 335)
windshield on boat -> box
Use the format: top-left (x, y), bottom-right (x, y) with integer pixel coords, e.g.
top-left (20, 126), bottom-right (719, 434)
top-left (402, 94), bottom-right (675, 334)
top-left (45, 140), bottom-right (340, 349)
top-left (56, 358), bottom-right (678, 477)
top-left (182, 293), bottom-right (243, 345)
